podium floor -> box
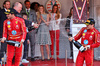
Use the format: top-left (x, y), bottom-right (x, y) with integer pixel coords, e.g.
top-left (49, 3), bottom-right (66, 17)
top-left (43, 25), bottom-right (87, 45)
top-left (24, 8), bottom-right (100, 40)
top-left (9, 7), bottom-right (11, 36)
top-left (1, 59), bottom-right (100, 66)
top-left (22, 59), bottom-right (100, 66)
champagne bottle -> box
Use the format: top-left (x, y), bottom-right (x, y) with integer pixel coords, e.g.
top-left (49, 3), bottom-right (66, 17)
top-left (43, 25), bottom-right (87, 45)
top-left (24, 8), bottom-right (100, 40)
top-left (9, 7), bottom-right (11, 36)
top-left (28, 26), bottom-right (35, 32)
top-left (72, 39), bottom-right (86, 52)
top-left (4, 40), bottom-right (20, 47)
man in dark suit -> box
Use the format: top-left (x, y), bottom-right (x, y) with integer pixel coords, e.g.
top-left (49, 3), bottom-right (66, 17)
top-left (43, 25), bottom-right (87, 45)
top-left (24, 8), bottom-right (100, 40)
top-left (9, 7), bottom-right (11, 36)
top-left (0, 0), bottom-right (10, 64)
top-left (21, 0), bottom-right (37, 61)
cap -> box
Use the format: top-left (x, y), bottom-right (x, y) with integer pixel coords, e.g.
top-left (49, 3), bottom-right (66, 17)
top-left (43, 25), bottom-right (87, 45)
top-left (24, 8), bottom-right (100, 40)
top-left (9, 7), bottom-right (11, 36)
top-left (85, 18), bottom-right (95, 25)
top-left (5, 8), bottom-right (16, 14)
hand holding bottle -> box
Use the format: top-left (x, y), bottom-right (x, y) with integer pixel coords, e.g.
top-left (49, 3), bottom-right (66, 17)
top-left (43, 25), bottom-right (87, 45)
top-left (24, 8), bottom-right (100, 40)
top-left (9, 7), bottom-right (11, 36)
top-left (0, 38), bottom-right (6, 43)
top-left (68, 37), bottom-right (73, 42)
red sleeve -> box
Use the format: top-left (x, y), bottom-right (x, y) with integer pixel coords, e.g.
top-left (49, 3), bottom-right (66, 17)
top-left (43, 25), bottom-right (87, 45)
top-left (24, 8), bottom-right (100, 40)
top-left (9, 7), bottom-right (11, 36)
top-left (3, 20), bottom-right (7, 39)
top-left (20, 18), bottom-right (27, 42)
top-left (90, 31), bottom-right (100, 48)
top-left (74, 27), bottom-right (85, 41)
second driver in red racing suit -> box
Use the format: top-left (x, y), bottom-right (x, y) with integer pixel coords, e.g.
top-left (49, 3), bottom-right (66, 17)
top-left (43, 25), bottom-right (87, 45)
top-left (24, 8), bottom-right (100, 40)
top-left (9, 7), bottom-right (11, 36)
top-left (69, 18), bottom-right (100, 66)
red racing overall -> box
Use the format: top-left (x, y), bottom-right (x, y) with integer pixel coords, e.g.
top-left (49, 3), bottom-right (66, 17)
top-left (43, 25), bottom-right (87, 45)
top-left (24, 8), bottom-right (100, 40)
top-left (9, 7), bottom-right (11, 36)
top-left (74, 27), bottom-right (100, 66)
top-left (3, 17), bottom-right (26, 66)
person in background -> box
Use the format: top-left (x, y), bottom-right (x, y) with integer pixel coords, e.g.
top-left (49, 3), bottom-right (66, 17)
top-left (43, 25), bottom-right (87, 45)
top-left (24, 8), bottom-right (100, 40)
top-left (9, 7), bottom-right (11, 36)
top-left (21, 0), bottom-right (37, 61)
top-left (30, 2), bottom-right (40, 12)
top-left (22, 13), bottom-right (28, 20)
top-left (36, 5), bottom-right (51, 61)
top-left (1, 8), bottom-right (26, 66)
top-left (21, 13), bottom-right (30, 63)
top-left (0, 0), bottom-right (10, 64)
top-left (30, 2), bottom-right (41, 60)
top-left (49, 4), bottom-right (62, 59)
top-left (65, 7), bottom-right (73, 59)
top-left (12, 2), bottom-right (38, 65)
top-left (13, 2), bottom-right (38, 28)
top-left (69, 18), bottom-right (100, 66)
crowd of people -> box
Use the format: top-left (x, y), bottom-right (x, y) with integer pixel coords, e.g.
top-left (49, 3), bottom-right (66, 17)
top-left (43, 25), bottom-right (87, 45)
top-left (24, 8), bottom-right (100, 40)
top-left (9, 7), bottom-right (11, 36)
top-left (0, 0), bottom-right (62, 66)
top-left (0, 0), bottom-right (100, 66)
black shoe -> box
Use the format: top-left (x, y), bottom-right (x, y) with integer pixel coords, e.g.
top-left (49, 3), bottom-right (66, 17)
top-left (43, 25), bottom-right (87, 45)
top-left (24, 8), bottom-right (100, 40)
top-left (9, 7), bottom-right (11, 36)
top-left (34, 56), bottom-right (40, 58)
top-left (20, 64), bottom-right (24, 66)
top-left (41, 59), bottom-right (44, 61)
top-left (41, 57), bottom-right (45, 61)
top-left (47, 59), bottom-right (50, 61)
top-left (34, 56), bottom-right (40, 60)
top-left (31, 58), bottom-right (35, 61)
top-left (47, 57), bottom-right (50, 61)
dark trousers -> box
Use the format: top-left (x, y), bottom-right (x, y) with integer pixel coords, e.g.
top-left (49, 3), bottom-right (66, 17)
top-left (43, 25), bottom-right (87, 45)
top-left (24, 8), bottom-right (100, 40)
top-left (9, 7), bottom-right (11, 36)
top-left (23, 39), bottom-right (28, 59)
top-left (23, 34), bottom-right (28, 59)
top-left (68, 34), bottom-right (73, 57)
top-left (0, 42), bottom-right (7, 61)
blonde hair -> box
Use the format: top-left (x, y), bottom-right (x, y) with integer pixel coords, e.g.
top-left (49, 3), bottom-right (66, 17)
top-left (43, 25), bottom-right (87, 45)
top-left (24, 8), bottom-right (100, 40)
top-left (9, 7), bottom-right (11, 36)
top-left (37, 5), bottom-right (46, 20)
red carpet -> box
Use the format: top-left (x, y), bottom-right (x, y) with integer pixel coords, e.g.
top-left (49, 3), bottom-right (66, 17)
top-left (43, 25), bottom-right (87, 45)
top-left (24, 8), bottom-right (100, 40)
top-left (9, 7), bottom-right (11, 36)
top-left (22, 59), bottom-right (73, 66)
top-left (2, 59), bottom-right (100, 66)
top-left (22, 59), bottom-right (100, 66)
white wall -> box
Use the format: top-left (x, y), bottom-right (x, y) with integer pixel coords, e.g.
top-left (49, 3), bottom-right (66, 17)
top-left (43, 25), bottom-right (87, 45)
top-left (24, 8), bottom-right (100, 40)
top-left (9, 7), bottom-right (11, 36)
top-left (0, 0), bottom-right (5, 9)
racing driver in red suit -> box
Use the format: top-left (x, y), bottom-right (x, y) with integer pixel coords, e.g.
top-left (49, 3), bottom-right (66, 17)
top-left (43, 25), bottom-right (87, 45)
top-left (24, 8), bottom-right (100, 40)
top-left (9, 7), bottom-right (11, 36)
top-left (69, 18), bottom-right (100, 66)
top-left (1, 8), bottom-right (26, 66)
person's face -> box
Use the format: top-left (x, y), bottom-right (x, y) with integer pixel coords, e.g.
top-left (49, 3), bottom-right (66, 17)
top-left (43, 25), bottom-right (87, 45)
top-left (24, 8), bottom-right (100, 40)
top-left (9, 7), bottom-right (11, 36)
top-left (86, 24), bottom-right (94, 29)
top-left (71, 9), bottom-right (73, 15)
top-left (16, 3), bottom-right (22, 13)
top-left (25, 2), bottom-right (30, 9)
top-left (34, 4), bottom-right (38, 11)
top-left (4, 2), bottom-right (10, 9)
top-left (23, 15), bottom-right (27, 20)
top-left (6, 13), bottom-right (12, 19)
top-left (39, 7), bottom-right (44, 13)
top-left (53, 6), bottom-right (58, 13)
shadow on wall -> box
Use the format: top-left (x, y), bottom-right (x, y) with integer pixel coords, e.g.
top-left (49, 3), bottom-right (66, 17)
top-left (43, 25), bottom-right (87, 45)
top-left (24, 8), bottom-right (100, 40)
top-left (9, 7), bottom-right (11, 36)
top-left (94, 7), bottom-right (100, 60)
top-left (96, 7), bottom-right (100, 31)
